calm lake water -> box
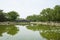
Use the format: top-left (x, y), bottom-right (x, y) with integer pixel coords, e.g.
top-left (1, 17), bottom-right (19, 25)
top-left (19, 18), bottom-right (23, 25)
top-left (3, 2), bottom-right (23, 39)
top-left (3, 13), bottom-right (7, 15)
top-left (0, 25), bottom-right (60, 40)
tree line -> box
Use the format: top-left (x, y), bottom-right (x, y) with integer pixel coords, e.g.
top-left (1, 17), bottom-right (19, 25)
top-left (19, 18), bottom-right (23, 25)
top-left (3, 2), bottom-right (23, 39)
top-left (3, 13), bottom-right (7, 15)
top-left (26, 5), bottom-right (60, 22)
top-left (0, 5), bottom-right (60, 22)
top-left (0, 10), bottom-right (19, 22)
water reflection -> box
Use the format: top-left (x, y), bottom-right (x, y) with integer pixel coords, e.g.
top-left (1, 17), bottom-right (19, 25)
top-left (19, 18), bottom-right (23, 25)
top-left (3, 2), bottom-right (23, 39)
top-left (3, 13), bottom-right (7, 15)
top-left (0, 25), bottom-right (60, 40)
top-left (26, 25), bottom-right (60, 40)
top-left (0, 25), bottom-right (19, 36)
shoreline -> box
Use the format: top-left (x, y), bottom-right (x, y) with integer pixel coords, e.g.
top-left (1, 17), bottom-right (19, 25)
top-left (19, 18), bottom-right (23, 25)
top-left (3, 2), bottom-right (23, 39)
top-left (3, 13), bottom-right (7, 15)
top-left (30, 22), bottom-right (60, 26)
top-left (0, 22), bottom-right (60, 26)
top-left (0, 22), bottom-right (30, 25)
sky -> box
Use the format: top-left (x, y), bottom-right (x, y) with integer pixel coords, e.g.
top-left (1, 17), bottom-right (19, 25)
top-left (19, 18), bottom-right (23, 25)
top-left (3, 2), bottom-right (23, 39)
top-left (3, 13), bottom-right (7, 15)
top-left (0, 0), bottom-right (60, 18)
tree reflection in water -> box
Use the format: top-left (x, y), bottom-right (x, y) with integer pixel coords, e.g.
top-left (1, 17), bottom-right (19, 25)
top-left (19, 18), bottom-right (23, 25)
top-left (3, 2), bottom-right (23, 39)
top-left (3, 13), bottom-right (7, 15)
top-left (26, 25), bottom-right (60, 40)
top-left (0, 25), bottom-right (19, 36)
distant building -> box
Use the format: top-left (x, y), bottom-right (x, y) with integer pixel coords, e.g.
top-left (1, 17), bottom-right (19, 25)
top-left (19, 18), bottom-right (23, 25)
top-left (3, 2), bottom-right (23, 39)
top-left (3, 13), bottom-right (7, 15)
top-left (15, 20), bottom-right (30, 22)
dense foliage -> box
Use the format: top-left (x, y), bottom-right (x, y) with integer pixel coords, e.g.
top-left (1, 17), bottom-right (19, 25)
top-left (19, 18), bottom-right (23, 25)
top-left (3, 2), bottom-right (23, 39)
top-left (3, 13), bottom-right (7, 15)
top-left (0, 10), bottom-right (7, 22)
top-left (0, 10), bottom-right (19, 22)
top-left (0, 5), bottom-right (60, 22)
top-left (26, 5), bottom-right (60, 22)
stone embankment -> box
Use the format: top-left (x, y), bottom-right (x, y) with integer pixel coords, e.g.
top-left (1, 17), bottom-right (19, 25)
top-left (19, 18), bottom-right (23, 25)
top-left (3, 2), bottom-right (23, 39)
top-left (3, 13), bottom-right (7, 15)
top-left (0, 22), bottom-right (60, 26)
top-left (0, 22), bottom-right (29, 25)
top-left (0, 22), bottom-right (16, 25)
top-left (30, 22), bottom-right (60, 26)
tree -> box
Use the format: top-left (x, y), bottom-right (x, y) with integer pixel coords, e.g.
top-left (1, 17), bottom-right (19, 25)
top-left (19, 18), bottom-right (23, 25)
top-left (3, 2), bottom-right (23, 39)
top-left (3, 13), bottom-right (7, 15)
top-left (40, 8), bottom-right (54, 22)
top-left (26, 15), bottom-right (39, 22)
top-left (26, 5), bottom-right (60, 22)
top-left (54, 5), bottom-right (60, 22)
top-left (7, 11), bottom-right (19, 21)
top-left (0, 10), bottom-right (7, 22)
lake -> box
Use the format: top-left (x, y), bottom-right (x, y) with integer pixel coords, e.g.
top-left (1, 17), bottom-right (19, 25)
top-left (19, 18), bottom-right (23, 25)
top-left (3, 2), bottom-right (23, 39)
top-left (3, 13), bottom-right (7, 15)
top-left (0, 25), bottom-right (60, 40)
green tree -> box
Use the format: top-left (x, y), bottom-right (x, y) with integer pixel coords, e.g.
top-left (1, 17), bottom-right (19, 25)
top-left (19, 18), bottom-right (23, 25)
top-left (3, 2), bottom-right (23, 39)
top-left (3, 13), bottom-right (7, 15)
top-left (40, 8), bottom-right (54, 22)
top-left (26, 5), bottom-right (60, 22)
top-left (26, 15), bottom-right (39, 22)
top-left (54, 5), bottom-right (60, 22)
top-left (7, 11), bottom-right (19, 21)
top-left (0, 10), bottom-right (7, 22)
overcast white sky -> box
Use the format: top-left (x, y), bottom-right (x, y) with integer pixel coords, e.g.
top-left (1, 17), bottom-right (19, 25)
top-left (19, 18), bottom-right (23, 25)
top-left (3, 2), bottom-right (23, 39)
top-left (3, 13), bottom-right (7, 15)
top-left (0, 0), bottom-right (60, 18)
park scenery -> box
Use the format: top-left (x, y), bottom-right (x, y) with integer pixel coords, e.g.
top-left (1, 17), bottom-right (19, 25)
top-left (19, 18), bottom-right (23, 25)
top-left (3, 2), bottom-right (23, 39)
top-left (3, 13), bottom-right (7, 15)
top-left (0, 0), bottom-right (60, 40)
